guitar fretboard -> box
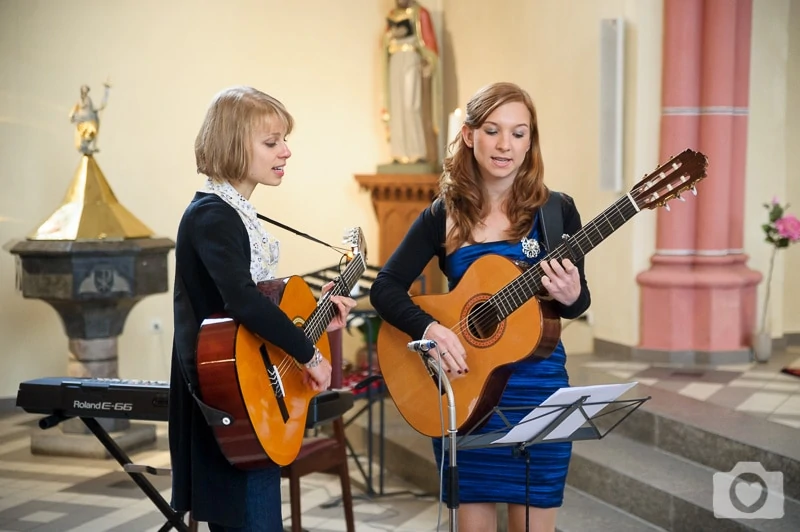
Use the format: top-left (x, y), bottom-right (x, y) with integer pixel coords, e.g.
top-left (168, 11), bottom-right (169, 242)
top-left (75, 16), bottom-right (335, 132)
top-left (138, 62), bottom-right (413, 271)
top-left (489, 194), bottom-right (641, 319)
top-left (303, 254), bottom-right (366, 343)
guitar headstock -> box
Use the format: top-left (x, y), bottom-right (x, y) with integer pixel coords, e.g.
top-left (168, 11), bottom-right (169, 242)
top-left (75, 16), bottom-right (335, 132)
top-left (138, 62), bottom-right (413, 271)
top-left (342, 227), bottom-right (367, 264)
top-left (630, 149), bottom-right (709, 211)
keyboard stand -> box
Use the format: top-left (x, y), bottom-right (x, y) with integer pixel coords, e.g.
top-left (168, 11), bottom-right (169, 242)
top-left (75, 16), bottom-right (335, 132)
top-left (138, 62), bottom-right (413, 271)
top-left (39, 414), bottom-right (191, 532)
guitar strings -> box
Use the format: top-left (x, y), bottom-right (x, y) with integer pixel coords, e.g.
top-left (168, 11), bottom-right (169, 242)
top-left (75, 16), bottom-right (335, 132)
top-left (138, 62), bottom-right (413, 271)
top-left (446, 198), bottom-right (639, 340)
top-left (272, 156), bottom-right (697, 380)
top-left (451, 161), bottom-right (700, 338)
top-left (303, 255), bottom-right (365, 339)
top-left (459, 197), bottom-right (636, 335)
top-left (274, 277), bottom-right (353, 380)
top-left (273, 253), bottom-right (366, 381)
top-left (442, 164), bottom-right (695, 342)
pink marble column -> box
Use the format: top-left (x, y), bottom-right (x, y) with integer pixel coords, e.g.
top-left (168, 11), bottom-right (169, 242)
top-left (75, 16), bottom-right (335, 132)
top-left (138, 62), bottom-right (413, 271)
top-left (637, 0), bottom-right (755, 360)
top-left (636, 0), bottom-right (703, 352)
top-left (691, 0), bottom-right (744, 352)
top-left (728, 0), bottom-right (763, 346)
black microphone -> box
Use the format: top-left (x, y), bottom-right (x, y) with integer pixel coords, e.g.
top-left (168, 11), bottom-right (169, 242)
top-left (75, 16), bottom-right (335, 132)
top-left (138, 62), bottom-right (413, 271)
top-left (407, 339), bottom-right (437, 352)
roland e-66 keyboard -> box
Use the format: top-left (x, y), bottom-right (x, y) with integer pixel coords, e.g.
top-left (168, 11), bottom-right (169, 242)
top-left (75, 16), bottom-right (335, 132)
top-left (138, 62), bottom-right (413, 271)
top-left (16, 376), bottom-right (355, 428)
top-left (15, 376), bottom-right (356, 532)
top-left (17, 377), bottom-right (170, 424)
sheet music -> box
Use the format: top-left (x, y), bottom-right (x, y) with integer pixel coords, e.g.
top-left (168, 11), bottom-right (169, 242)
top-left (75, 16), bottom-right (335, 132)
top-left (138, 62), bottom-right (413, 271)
top-left (490, 382), bottom-right (638, 444)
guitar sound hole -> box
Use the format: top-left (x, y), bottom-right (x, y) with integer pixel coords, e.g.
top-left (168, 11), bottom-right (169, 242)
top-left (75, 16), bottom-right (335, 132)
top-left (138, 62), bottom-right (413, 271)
top-left (467, 302), bottom-right (499, 340)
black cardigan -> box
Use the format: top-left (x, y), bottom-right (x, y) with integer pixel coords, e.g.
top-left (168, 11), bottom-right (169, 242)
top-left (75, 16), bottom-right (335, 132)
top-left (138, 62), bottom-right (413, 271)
top-left (168, 192), bottom-right (317, 527)
top-left (369, 192), bottom-right (591, 342)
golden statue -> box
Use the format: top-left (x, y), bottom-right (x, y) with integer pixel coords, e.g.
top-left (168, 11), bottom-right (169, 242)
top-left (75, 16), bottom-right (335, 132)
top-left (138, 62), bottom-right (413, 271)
top-left (69, 81), bottom-right (111, 155)
top-left (25, 80), bottom-right (153, 241)
top-left (381, 0), bottom-right (442, 169)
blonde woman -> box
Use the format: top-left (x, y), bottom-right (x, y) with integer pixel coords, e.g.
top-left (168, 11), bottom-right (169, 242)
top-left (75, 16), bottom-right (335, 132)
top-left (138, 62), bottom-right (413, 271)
top-left (169, 86), bottom-right (355, 531)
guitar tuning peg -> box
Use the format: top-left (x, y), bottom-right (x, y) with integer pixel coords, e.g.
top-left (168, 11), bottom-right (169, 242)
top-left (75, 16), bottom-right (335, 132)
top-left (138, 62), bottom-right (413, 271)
top-left (691, 186), bottom-right (697, 196)
top-left (678, 194), bottom-right (685, 202)
top-left (665, 203), bottom-right (671, 212)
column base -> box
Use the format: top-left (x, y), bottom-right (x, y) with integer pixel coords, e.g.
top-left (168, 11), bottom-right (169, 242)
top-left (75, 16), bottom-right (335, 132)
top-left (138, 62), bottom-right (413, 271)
top-left (31, 422), bottom-right (157, 460)
top-left (637, 255), bottom-right (758, 352)
top-left (631, 346), bottom-right (752, 365)
top-left (63, 416), bottom-right (129, 434)
top-left (594, 338), bottom-right (753, 365)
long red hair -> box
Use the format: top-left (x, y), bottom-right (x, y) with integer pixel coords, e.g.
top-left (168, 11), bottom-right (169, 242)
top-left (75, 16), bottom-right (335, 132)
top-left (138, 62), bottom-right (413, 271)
top-left (440, 82), bottom-right (548, 253)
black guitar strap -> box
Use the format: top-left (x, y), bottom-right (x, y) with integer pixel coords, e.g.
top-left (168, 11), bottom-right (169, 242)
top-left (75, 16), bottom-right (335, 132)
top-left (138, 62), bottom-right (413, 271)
top-left (174, 272), bottom-right (237, 427)
top-left (256, 213), bottom-right (346, 253)
top-left (539, 191), bottom-right (564, 253)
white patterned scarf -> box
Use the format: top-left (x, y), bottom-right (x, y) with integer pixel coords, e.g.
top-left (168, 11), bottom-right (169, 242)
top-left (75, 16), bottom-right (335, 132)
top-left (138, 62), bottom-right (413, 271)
top-left (203, 177), bottom-right (280, 283)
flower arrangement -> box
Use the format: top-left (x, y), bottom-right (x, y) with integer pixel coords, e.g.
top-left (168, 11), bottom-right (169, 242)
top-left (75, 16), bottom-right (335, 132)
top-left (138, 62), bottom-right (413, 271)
top-left (758, 198), bottom-right (800, 334)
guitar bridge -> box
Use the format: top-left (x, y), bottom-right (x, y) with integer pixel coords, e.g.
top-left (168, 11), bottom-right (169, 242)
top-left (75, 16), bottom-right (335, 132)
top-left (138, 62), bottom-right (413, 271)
top-left (267, 365), bottom-right (285, 398)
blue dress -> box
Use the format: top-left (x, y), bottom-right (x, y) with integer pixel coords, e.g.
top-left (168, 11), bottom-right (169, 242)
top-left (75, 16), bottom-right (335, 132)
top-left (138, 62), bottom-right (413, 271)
top-left (431, 217), bottom-right (572, 508)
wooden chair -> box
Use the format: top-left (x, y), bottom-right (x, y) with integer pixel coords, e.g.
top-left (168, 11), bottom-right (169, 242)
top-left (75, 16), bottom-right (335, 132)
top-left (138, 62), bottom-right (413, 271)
top-left (280, 328), bottom-right (356, 532)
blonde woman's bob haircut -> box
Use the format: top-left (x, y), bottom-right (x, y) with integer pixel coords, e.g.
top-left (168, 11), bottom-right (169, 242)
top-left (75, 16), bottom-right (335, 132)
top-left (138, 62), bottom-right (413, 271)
top-left (195, 86), bottom-right (294, 183)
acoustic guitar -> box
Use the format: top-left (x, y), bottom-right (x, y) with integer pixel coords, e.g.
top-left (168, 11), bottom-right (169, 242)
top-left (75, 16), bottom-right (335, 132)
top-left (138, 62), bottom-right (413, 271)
top-left (376, 149), bottom-right (709, 437)
top-left (196, 227), bottom-right (367, 468)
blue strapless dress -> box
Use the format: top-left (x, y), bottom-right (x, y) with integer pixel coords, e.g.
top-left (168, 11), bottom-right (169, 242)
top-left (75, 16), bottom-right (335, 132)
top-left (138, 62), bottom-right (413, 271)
top-left (431, 218), bottom-right (572, 508)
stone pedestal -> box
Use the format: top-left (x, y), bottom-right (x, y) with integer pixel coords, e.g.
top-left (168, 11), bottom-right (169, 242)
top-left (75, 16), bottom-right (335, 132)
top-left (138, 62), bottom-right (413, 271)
top-left (8, 237), bottom-right (174, 457)
top-left (58, 338), bottom-right (129, 435)
top-left (32, 423), bottom-right (157, 459)
top-left (355, 173), bottom-right (443, 295)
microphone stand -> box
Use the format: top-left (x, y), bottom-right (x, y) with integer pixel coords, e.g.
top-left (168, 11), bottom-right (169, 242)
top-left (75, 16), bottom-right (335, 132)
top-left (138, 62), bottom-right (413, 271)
top-left (417, 348), bottom-right (458, 532)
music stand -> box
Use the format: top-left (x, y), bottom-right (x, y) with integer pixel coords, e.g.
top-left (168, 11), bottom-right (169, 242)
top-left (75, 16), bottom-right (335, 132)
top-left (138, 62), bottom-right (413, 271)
top-left (454, 382), bottom-right (650, 532)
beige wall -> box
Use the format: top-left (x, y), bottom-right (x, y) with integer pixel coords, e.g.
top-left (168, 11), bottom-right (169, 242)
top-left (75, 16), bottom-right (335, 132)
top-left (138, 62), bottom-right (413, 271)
top-left (443, 0), bottom-right (799, 345)
top-left (746, 0), bottom-right (795, 337)
top-left (0, 0), bottom-right (797, 399)
top-left (0, 0), bottom-right (391, 396)
top-left (443, 0), bottom-right (663, 346)
top-left (784, 0), bottom-right (800, 333)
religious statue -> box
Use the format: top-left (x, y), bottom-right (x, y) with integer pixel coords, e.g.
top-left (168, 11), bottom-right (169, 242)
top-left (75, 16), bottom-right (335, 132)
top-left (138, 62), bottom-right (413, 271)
top-left (69, 81), bottom-right (111, 155)
top-left (381, 0), bottom-right (442, 169)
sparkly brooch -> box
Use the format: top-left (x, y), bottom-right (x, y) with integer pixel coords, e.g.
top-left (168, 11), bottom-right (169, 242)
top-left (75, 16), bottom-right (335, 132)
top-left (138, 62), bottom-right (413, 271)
top-left (521, 237), bottom-right (541, 259)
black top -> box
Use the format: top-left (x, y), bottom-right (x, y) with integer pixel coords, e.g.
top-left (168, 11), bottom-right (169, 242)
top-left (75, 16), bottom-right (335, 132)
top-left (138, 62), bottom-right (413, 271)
top-left (369, 192), bottom-right (591, 341)
top-left (168, 192), bottom-right (316, 527)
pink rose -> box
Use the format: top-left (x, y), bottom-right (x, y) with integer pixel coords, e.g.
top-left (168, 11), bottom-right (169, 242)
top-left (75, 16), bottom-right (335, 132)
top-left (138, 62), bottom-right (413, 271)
top-left (775, 214), bottom-right (800, 242)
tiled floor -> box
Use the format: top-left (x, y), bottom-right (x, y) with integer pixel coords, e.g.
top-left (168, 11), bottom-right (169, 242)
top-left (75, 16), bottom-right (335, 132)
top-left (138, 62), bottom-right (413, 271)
top-left (2, 346), bottom-right (798, 531)
top-left (0, 413), bottom-right (445, 532)
top-left (579, 345), bottom-right (800, 428)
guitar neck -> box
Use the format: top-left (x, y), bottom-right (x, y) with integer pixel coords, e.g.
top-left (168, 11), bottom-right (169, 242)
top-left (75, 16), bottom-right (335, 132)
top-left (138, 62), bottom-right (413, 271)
top-left (493, 194), bottom-right (641, 319)
top-left (303, 255), bottom-right (366, 344)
